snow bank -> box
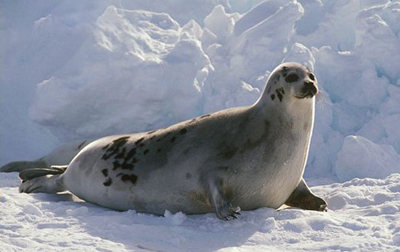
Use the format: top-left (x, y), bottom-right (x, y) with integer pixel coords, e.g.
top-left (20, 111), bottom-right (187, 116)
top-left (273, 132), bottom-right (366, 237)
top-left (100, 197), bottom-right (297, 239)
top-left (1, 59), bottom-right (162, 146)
top-left (335, 136), bottom-right (400, 182)
top-left (29, 6), bottom-right (211, 139)
top-left (2, 0), bottom-right (400, 182)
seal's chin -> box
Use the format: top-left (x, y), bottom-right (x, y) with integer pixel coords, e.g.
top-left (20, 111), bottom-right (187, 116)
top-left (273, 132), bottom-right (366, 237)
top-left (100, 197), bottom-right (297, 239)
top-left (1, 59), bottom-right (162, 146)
top-left (294, 90), bottom-right (317, 99)
top-left (294, 85), bottom-right (318, 99)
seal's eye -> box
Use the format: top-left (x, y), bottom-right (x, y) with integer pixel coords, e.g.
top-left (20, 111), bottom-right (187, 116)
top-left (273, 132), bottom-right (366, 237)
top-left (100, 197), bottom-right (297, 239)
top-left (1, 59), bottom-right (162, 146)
top-left (309, 73), bottom-right (315, 81)
top-left (285, 73), bottom-right (299, 83)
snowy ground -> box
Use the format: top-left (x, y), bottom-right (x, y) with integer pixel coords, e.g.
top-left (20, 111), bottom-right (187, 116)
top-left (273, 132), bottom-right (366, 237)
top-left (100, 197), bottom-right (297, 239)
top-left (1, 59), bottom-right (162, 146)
top-left (1, 173), bottom-right (399, 251)
top-left (1, 0), bottom-right (400, 251)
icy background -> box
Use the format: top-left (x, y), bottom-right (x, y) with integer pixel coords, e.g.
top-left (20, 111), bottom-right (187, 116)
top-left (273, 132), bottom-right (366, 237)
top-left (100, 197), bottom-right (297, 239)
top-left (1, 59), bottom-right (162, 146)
top-left (1, 0), bottom-right (400, 251)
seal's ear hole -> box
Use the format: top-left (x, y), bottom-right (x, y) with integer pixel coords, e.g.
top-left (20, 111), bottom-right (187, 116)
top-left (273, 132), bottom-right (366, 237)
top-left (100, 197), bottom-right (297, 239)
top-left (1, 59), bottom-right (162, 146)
top-left (309, 73), bottom-right (315, 81)
top-left (285, 73), bottom-right (299, 83)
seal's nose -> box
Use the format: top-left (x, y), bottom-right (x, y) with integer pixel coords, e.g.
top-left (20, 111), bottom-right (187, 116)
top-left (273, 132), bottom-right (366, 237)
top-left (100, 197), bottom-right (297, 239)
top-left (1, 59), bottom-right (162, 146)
top-left (303, 81), bottom-right (318, 96)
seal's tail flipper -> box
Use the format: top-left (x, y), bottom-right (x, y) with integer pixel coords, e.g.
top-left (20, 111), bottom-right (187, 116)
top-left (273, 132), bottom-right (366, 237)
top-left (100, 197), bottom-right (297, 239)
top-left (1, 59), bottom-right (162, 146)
top-left (19, 166), bottom-right (67, 194)
top-left (0, 160), bottom-right (48, 173)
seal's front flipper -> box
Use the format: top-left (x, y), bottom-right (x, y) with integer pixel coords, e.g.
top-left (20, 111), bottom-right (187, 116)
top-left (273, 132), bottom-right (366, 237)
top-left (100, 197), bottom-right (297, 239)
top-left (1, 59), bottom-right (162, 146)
top-left (285, 178), bottom-right (327, 211)
top-left (206, 177), bottom-right (241, 220)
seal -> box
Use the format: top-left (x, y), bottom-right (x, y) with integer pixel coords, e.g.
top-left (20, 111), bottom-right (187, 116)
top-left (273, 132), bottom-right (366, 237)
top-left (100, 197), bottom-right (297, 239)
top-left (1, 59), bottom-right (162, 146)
top-left (0, 140), bottom-right (92, 173)
top-left (18, 62), bottom-right (327, 220)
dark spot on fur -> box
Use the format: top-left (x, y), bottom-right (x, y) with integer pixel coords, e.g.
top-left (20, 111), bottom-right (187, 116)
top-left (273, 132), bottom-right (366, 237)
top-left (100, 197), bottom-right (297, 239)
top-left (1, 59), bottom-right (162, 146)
top-left (156, 139), bottom-right (161, 142)
top-left (186, 173), bottom-right (192, 179)
top-left (281, 89), bottom-right (285, 94)
top-left (282, 67), bottom-right (289, 77)
top-left (125, 148), bottom-right (136, 160)
top-left (147, 130), bottom-right (157, 135)
top-left (189, 118), bottom-right (197, 124)
top-left (144, 149), bottom-right (149, 155)
top-left (102, 136), bottom-right (130, 160)
top-left (116, 173), bottom-right (123, 177)
top-left (309, 73), bottom-right (315, 81)
top-left (139, 143), bottom-right (145, 148)
top-left (121, 174), bottom-right (137, 185)
top-left (276, 88), bottom-right (284, 102)
top-left (101, 169), bottom-right (108, 177)
top-left (121, 162), bottom-right (134, 170)
top-left (285, 73), bottom-right (299, 83)
top-left (271, 94), bottom-right (275, 100)
top-left (135, 137), bottom-right (144, 145)
top-left (200, 114), bottom-right (210, 118)
top-left (157, 148), bottom-right (161, 153)
top-left (132, 158), bottom-right (138, 163)
top-left (103, 178), bottom-right (112, 186)
top-left (113, 161), bottom-right (121, 170)
top-left (78, 141), bottom-right (87, 150)
top-left (170, 136), bottom-right (176, 143)
top-left (277, 92), bottom-right (283, 102)
top-left (115, 147), bottom-right (126, 159)
top-left (179, 128), bottom-right (187, 135)
top-left (115, 137), bottom-right (130, 145)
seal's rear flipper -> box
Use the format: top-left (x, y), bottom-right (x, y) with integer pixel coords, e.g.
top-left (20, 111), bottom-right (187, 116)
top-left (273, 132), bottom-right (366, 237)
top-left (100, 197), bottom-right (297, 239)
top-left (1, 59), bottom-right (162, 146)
top-left (19, 166), bottom-right (67, 182)
top-left (19, 166), bottom-right (67, 194)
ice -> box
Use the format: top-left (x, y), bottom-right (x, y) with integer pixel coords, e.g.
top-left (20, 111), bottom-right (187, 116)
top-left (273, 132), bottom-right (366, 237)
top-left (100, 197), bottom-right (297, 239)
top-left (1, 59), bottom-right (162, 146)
top-left (28, 6), bottom-right (211, 140)
top-left (3, 0), bottom-right (399, 182)
top-left (204, 5), bottom-right (236, 43)
top-left (335, 135), bottom-right (400, 182)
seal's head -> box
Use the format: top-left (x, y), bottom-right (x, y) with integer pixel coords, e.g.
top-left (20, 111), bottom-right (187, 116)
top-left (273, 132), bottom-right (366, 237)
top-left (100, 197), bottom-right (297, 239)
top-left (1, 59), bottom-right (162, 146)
top-left (282, 63), bottom-right (318, 99)
top-left (264, 62), bottom-right (318, 104)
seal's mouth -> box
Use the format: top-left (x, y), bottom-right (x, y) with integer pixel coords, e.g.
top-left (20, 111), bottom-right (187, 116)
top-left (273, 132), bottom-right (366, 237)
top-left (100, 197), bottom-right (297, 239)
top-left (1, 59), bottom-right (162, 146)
top-left (295, 81), bottom-right (318, 99)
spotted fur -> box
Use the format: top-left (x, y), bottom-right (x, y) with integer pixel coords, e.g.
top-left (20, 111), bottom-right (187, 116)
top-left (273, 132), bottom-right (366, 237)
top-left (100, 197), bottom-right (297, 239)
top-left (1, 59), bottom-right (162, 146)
top-left (19, 62), bottom-right (326, 219)
top-left (103, 178), bottom-right (112, 186)
top-left (276, 88), bottom-right (284, 102)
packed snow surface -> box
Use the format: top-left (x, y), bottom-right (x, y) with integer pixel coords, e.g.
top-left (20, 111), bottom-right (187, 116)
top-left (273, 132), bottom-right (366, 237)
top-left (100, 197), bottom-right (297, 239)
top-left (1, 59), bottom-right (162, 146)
top-left (1, 173), bottom-right (399, 251)
top-left (1, 0), bottom-right (400, 251)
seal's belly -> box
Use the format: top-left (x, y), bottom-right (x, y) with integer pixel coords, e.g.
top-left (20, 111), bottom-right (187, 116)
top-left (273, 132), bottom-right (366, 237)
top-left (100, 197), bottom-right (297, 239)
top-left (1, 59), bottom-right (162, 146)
top-left (63, 143), bottom-right (212, 214)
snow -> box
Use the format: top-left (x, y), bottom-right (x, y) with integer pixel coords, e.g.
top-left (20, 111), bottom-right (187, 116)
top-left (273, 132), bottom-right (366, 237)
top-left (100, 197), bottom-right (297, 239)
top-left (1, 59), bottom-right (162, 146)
top-left (1, 173), bottom-right (399, 251)
top-left (1, 0), bottom-right (400, 251)
top-left (335, 136), bottom-right (400, 182)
